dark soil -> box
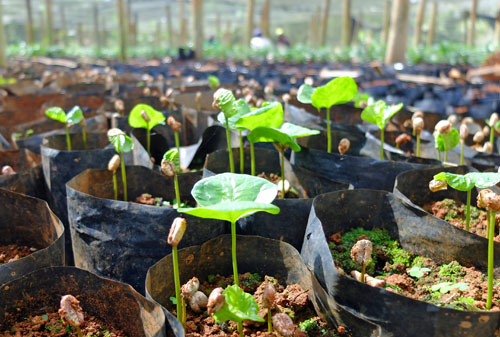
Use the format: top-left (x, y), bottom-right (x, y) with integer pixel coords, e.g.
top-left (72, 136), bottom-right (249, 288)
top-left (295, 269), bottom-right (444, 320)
top-left (170, 273), bottom-right (345, 337)
top-left (257, 173), bottom-right (299, 199)
top-left (328, 227), bottom-right (500, 311)
top-left (134, 193), bottom-right (189, 208)
top-left (0, 244), bottom-right (37, 265)
top-left (424, 198), bottom-right (500, 241)
top-left (0, 312), bottom-right (126, 337)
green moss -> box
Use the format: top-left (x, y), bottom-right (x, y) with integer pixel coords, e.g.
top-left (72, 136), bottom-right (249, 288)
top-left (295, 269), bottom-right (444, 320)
top-left (207, 274), bottom-right (216, 284)
top-left (438, 261), bottom-right (464, 281)
top-left (241, 272), bottom-right (261, 291)
top-left (299, 318), bottom-right (319, 334)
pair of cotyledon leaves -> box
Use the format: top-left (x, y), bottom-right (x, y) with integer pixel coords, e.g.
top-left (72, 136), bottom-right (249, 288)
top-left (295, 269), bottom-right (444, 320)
top-left (433, 171), bottom-right (500, 192)
top-left (45, 106), bottom-right (84, 126)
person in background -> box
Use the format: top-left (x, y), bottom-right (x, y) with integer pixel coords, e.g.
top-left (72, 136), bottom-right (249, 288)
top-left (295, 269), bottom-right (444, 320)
top-left (250, 28), bottom-right (272, 50)
top-left (275, 28), bottom-right (290, 50)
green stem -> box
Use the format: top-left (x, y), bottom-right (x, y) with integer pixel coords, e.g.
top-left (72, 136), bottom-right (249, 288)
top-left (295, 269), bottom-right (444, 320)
top-left (380, 128), bottom-right (384, 160)
top-left (487, 210), bottom-right (496, 310)
top-left (280, 148), bottom-right (285, 199)
top-left (396, 143), bottom-right (400, 150)
top-left (181, 297), bottom-right (186, 329)
top-left (465, 189), bottom-right (471, 231)
top-left (120, 153), bottom-right (127, 201)
top-left (82, 123), bottom-right (87, 150)
top-left (237, 322), bottom-right (243, 337)
top-left (225, 117), bottom-right (235, 173)
top-left (172, 246), bottom-right (183, 325)
top-left (65, 124), bottom-right (72, 151)
top-left (416, 134), bottom-right (421, 157)
top-left (231, 221), bottom-right (239, 286)
top-left (437, 151), bottom-right (441, 162)
top-left (146, 126), bottom-right (151, 158)
top-left (444, 150), bottom-right (448, 163)
top-left (76, 327), bottom-right (83, 337)
top-left (250, 142), bottom-right (255, 176)
top-left (239, 131), bottom-right (244, 173)
top-left (460, 141), bottom-right (464, 165)
top-left (174, 131), bottom-right (181, 165)
top-left (326, 107), bottom-right (331, 153)
top-left (112, 172), bottom-right (118, 200)
top-left (490, 128), bottom-right (495, 152)
top-left (267, 310), bottom-right (272, 332)
top-left (360, 263), bottom-right (366, 283)
top-left (174, 172), bottom-right (181, 209)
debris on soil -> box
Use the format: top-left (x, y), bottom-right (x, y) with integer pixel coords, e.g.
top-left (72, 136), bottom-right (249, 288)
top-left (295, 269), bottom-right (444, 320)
top-left (257, 173), bottom-right (299, 199)
top-left (0, 244), bottom-right (37, 265)
top-left (134, 193), bottom-right (188, 208)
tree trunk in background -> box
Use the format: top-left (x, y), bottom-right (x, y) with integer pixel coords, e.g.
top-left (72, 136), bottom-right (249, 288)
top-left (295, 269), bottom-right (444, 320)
top-left (59, 5), bottom-right (68, 47)
top-left (427, 1), bottom-right (436, 47)
top-left (25, 0), bottom-right (34, 45)
top-left (101, 16), bottom-right (107, 47)
top-left (414, 0), bottom-right (426, 46)
top-left (45, 0), bottom-right (53, 45)
top-left (261, 0), bottom-right (270, 38)
top-left (155, 21), bottom-right (161, 50)
top-left (192, 0), bottom-right (204, 59)
top-left (77, 23), bottom-right (83, 46)
top-left (93, 4), bottom-right (101, 55)
top-left (166, 6), bottom-right (174, 47)
top-left (467, 0), bottom-right (478, 46)
top-left (319, 0), bottom-right (330, 47)
top-left (381, 0), bottom-right (390, 44)
top-left (224, 21), bottom-right (231, 46)
top-left (495, 0), bottom-right (500, 45)
top-left (0, 0), bottom-right (5, 67)
top-left (245, 0), bottom-right (255, 47)
top-left (341, 0), bottom-right (351, 47)
top-left (216, 12), bottom-right (221, 40)
top-left (134, 13), bottom-right (138, 46)
top-left (385, 0), bottom-right (409, 64)
top-left (117, 0), bottom-right (128, 61)
top-left (179, 0), bottom-right (187, 46)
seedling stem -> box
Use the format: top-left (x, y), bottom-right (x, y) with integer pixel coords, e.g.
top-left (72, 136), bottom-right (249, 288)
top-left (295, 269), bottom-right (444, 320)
top-left (380, 128), bottom-right (384, 160)
top-left (225, 117), bottom-right (235, 173)
top-left (250, 142), bottom-right (256, 176)
top-left (231, 220), bottom-right (239, 286)
top-left (65, 125), bottom-right (72, 151)
top-left (172, 246), bottom-right (184, 326)
top-left (487, 210), bottom-right (496, 309)
top-left (416, 134), bottom-right (421, 157)
top-left (326, 107), bottom-right (331, 153)
top-left (280, 147), bottom-right (285, 199)
top-left (120, 153), bottom-right (127, 201)
top-left (239, 131), bottom-right (244, 173)
top-left (112, 172), bottom-right (118, 200)
top-left (174, 171), bottom-right (181, 209)
top-left (466, 190), bottom-right (471, 231)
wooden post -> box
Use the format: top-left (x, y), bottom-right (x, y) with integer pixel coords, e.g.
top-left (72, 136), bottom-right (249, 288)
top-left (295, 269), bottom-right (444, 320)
top-left (426, 1), bottom-right (436, 47)
top-left (381, 0), bottom-right (390, 44)
top-left (0, 0), bottom-right (5, 67)
top-left (59, 5), bottom-right (68, 47)
top-left (224, 21), bottom-right (231, 45)
top-left (261, 0), bottom-right (270, 38)
top-left (134, 13), bottom-right (138, 46)
top-left (155, 21), bottom-right (161, 49)
top-left (413, 0), bottom-right (426, 46)
top-left (245, 0), bottom-right (255, 47)
top-left (309, 10), bottom-right (317, 47)
top-left (191, 0), bottom-right (204, 59)
top-left (117, 0), bottom-right (127, 61)
top-left (341, 0), bottom-right (351, 47)
top-left (385, 0), bottom-right (409, 64)
top-left (93, 4), bottom-right (101, 55)
top-left (25, 0), bottom-right (34, 44)
top-left (101, 16), bottom-right (107, 47)
top-left (495, 0), bottom-right (500, 45)
top-left (319, 0), bottom-right (331, 47)
top-left (179, 0), bottom-right (187, 46)
top-left (467, 0), bottom-right (478, 46)
top-left (352, 9), bottom-right (362, 45)
top-left (45, 0), bottom-right (54, 45)
top-left (166, 5), bottom-right (173, 47)
top-left (216, 12), bottom-right (221, 40)
top-left (77, 23), bottom-right (83, 46)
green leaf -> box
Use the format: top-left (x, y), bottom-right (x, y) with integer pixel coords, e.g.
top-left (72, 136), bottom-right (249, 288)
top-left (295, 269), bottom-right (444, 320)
top-left (247, 126), bottom-right (301, 152)
top-left (361, 101), bottom-right (403, 130)
top-left (169, 296), bottom-right (178, 305)
top-left (280, 122), bottom-right (320, 139)
top-left (214, 88), bottom-right (237, 118)
top-left (66, 106), bottom-right (83, 125)
top-left (163, 149), bottom-right (180, 172)
top-left (217, 99), bottom-right (251, 130)
top-left (494, 120), bottom-right (500, 131)
top-left (465, 172), bottom-right (500, 188)
top-left (297, 84), bottom-right (315, 104)
top-left (407, 266), bottom-right (431, 278)
top-left (431, 282), bottom-right (468, 294)
top-left (352, 92), bottom-right (375, 108)
top-left (434, 172), bottom-right (500, 191)
top-left (234, 102), bottom-right (284, 131)
top-left (45, 107), bottom-right (67, 124)
top-left (208, 75), bottom-right (220, 90)
top-left (178, 173), bottom-right (280, 224)
top-left (109, 133), bottom-right (134, 154)
top-left (212, 285), bottom-right (265, 323)
top-left (42, 314), bottom-right (48, 321)
top-left (435, 128), bottom-right (460, 152)
top-left (129, 104), bottom-right (166, 130)
top-left (311, 77), bottom-right (358, 110)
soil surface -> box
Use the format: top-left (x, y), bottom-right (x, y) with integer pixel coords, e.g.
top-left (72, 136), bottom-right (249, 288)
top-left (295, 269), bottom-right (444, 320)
top-left (0, 312), bottom-right (126, 336)
top-left (328, 227), bottom-right (500, 311)
top-left (171, 273), bottom-right (345, 337)
top-left (0, 244), bottom-right (37, 265)
top-left (424, 198), bottom-right (500, 242)
top-left (134, 193), bottom-right (189, 208)
top-left (257, 173), bottom-right (299, 199)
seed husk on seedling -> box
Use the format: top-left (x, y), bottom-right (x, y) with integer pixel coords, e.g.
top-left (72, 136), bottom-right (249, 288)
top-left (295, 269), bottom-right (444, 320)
top-left (107, 154), bottom-right (120, 200)
top-left (1, 165), bottom-right (15, 176)
top-left (434, 120), bottom-right (459, 163)
top-left (338, 138), bottom-right (350, 155)
top-left (161, 149), bottom-right (182, 208)
top-left (263, 283), bottom-right (276, 332)
top-left (58, 295), bottom-right (84, 337)
top-left (485, 113), bottom-right (499, 153)
top-left (107, 128), bottom-right (133, 201)
top-left (168, 217), bottom-right (187, 328)
top-left (128, 103), bottom-right (166, 158)
top-left (167, 116), bottom-right (182, 165)
top-left (459, 123), bottom-right (468, 165)
top-left (413, 117), bottom-right (424, 157)
top-left (350, 239), bottom-right (373, 283)
top-left (45, 105), bottom-right (86, 151)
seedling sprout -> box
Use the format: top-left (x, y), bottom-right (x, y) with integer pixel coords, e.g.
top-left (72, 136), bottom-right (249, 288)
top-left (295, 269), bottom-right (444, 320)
top-left (128, 103), bottom-right (166, 158)
top-left (45, 105), bottom-right (87, 151)
top-left (107, 128), bottom-right (133, 201)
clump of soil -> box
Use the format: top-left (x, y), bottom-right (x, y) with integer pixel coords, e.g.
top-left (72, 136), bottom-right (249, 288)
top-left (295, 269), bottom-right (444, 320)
top-left (0, 244), bottom-right (37, 265)
top-left (134, 193), bottom-right (189, 208)
top-left (328, 227), bottom-right (500, 311)
top-left (0, 312), bottom-right (126, 337)
top-left (170, 273), bottom-right (344, 337)
top-left (257, 173), bottom-right (299, 199)
top-left (424, 198), bottom-right (500, 241)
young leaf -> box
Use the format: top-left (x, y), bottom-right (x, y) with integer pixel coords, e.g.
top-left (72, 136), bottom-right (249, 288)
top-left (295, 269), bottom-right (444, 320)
top-left (247, 126), bottom-right (301, 152)
top-left (129, 104), bottom-right (166, 130)
top-left (163, 149), bottom-right (180, 172)
top-left (45, 107), bottom-right (67, 124)
top-left (214, 88), bottom-right (237, 118)
top-left (280, 122), bottom-right (320, 139)
top-left (466, 172), bottom-right (500, 188)
top-left (435, 171), bottom-right (500, 191)
top-left (208, 75), bottom-right (220, 90)
top-left (178, 173), bottom-right (280, 224)
top-left (297, 84), bottom-right (315, 104)
top-left (361, 101), bottom-right (403, 130)
top-left (435, 128), bottom-right (460, 152)
top-left (234, 102), bottom-right (284, 131)
top-left (352, 92), bottom-right (374, 108)
top-left (66, 106), bottom-right (83, 126)
top-left (407, 266), bottom-right (431, 278)
top-left (212, 285), bottom-right (265, 323)
top-left (109, 133), bottom-right (134, 154)
top-left (217, 99), bottom-right (251, 130)
top-left (311, 77), bottom-right (358, 110)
